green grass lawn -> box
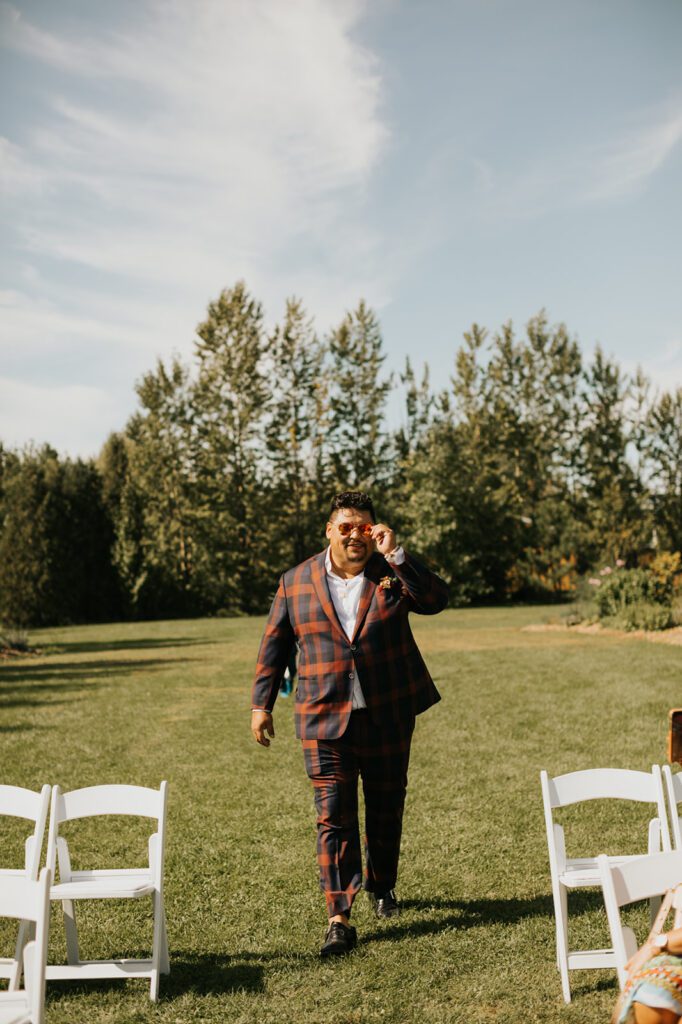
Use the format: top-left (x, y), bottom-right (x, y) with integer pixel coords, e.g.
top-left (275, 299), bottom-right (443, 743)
top-left (1, 606), bottom-right (681, 1023)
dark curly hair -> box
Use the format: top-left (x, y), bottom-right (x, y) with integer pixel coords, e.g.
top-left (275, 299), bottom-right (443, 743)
top-left (329, 491), bottom-right (376, 523)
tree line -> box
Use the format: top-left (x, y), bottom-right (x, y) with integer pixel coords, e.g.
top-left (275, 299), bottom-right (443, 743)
top-left (1, 281), bottom-right (681, 627)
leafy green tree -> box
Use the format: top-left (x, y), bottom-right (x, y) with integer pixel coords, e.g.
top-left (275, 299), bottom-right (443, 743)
top-left (0, 446), bottom-right (55, 627)
top-left (0, 446), bottom-right (118, 627)
top-left (484, 313), bottom-right (584, 594)
top-left (399, 315), bottom-right (586, 602)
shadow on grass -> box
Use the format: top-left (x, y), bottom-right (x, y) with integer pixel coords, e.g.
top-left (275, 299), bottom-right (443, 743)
top-left (45, 953), bottom-right (266, 1002)
top-left (164, 953), bottom-right (265, 995)
top-left (0, 657), bottom-right (200, 689)
top-left (363, 891), bottom-right (604, 944)
top-left (0, 696), bottom-right (78, 710)
top-left (49, 637), bottom-right (216, 655)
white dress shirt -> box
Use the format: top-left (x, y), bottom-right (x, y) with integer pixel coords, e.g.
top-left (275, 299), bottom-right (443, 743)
top-left (324, 544), bottom-right (405, 710)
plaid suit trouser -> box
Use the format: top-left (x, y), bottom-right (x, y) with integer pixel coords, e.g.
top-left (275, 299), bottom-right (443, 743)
top-left (302, 709), bottom-right (415, 919)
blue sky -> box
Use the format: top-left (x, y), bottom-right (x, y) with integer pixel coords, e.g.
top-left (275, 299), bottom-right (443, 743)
top-left (1, 0), bottom-right (681, 456)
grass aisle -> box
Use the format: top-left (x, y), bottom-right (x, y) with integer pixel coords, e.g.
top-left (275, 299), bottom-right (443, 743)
top-left (1, 607), bottom-right (680, 1023)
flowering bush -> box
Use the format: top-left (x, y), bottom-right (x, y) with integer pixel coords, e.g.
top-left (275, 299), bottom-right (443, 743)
top-left (587, 554), bottom-right (681, 631)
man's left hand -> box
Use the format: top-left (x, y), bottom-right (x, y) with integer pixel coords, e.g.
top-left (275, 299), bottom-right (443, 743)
top-left (371, 523), bottom-right (397, 556)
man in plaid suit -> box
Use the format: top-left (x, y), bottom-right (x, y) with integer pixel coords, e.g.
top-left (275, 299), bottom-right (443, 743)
top-left (251, 491), bottom-right (448, 956)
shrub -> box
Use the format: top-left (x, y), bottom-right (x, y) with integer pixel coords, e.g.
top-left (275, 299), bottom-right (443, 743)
top-left (649, 552), bottom-right (682, 604)
top-left (614, 602), bottom-right (673, 632)
top-left (0, 626), bottom-right (30, 652)
top-left (588, 555), bottom-right (680, 631)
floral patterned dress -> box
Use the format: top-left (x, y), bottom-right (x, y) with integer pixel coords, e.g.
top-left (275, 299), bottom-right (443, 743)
top-left (617, 952), bottom-right (682, 1023)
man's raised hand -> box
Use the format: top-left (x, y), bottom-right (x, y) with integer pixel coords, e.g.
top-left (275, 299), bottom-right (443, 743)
top-left (371, 523), bottom-right (397, 556)
top-left (251, 710), bottom-right (275, 747)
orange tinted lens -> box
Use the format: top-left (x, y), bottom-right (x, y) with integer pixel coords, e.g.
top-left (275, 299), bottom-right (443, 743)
top-left (338, 522), bottom-right (373, 537)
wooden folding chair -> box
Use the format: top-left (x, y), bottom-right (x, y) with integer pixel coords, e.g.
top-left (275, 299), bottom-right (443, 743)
top-left (45, 782), bottom-right (169, 1001)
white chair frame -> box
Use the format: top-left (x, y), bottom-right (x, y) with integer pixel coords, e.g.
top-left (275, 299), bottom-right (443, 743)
top-left (540, 766), bottom-right (671, 1002)
top-left (0, 785), bottom-right (51, 991)
top-left (45, 782), bottom-right (169, 1002)
top-left (663, 765), bottom-right (682, 850)
top-left (599, 850), bottom-right (682, 990)
top-left (0, 867), bottom-right (51, 1024)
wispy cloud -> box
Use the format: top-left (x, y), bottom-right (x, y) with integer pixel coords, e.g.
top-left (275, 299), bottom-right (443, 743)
top-left (1, 0), bottom-right (388, 269)
top-left (0, 0), bottom-right (389, 453)
top-left (584, 104), bottom-right (682, 202)
top-left (481, 98), bottom-right (682, 222)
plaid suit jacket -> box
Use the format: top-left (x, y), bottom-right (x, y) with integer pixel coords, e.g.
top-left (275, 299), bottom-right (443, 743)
top-left (252, 548), bottom-right (449, 740)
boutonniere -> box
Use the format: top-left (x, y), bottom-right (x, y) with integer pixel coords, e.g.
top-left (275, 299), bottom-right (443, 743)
top-left (378, 575), bottom-right (399, 591)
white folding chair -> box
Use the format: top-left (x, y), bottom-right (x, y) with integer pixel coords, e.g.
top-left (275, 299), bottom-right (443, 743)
top-left (663, 765), bottom-right (682, 849)
top-left (599, 850), bottom-right (682, 989)
top-left (0, 867), bottom-right (51, 1024)
top-left (540, 766), bottom-right (671, 1002)
top-left (0, 785), bottom-right (50, 991)
top-left (45, 782), bottom-right (169, 1002)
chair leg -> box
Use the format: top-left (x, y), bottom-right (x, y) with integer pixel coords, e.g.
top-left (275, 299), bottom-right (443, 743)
top-left (150, 891), bottom-right (164, 1001)
top-left (552, 883), bottom-right (571, 1003)
top-left (62, 900), bottom-right (80, 965)
top-left (9, 919), bottom-right (30, 990)
top-left (160, 902), bottom-right (170, 975)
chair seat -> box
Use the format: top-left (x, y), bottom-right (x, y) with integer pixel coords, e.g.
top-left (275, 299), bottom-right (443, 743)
top-left (51, 870), bottom-right (155, 900)
top-left (560, 855), bottom-right (646, 888)
top-left (0, 990), bottom-right (30, 1024)
top-left (46, 959), bottom-right (154, 981)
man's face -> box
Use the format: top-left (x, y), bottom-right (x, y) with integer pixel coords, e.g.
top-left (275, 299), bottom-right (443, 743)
top-left (326, 507), bottom-right (375, 570)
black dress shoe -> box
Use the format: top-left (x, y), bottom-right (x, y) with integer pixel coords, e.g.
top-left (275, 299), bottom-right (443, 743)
top-left (368, 889), bottom-right (400, 919)
top-left (320, 921), bottom-right (358, 957)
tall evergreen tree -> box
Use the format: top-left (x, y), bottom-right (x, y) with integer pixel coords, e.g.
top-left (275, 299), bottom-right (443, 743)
top-left (579, 347), bottom-right (652, 564)
top-left (647, 387), bottom-right (682, 552)
top-left (264, 298), bottom-right (329, 569)
top-left (192, 281), bottom-right (269, 613)
top-left (0, 446), bottom-right (118, 627)
top-left (327, 301), bottom-right (392, 490)
top-left (118, 358), bottom-right (200, 618)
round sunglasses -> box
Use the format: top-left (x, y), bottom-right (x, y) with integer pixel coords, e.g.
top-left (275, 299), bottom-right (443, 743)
top-left (332, 522), bottom-right (374, 538)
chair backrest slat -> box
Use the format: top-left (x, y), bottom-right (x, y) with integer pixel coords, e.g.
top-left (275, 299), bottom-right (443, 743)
top-left (0, 784), bottom-right (43, 820)
top-left (605, 850), bottom-right (682, 906)
top-left (548, 768), bottom-right (662, 807)
top-left (56, 784), bottom-right (163, 823)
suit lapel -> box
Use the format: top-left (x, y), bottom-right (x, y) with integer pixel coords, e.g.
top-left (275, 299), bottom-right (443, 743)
top-left (310, 550), bottom-right (347, 644)
top-left (351, 553), bottom-right (383, 641)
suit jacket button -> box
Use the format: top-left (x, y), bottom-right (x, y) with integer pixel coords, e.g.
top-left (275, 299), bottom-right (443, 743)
top-left (350, 644), bottom-right (357, 651)
top-left (349, 672), bottom-right (354, 679)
